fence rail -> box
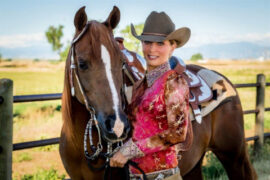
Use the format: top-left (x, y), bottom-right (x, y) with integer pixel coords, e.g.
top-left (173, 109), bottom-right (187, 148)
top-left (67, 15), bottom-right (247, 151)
top-left (13, 138), bottom-right (60, 151)
top-left (0, 74), bottom-right (270, 180)
top-left (14, 93), bottom-right (62, 103)
top-left (6, 77), bottom-right (270, 151)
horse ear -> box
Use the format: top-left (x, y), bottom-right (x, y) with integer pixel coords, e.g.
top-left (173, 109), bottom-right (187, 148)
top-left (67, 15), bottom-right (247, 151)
top-left (103, 6), bottom-right (120, 30)
top-left (74, 6), bottom-right (87, 31)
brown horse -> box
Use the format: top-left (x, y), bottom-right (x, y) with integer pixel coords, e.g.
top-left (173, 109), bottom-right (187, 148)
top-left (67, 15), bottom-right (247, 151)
top-left (118, 42), bottom-right (257, 179)
top-left (60, 6), bottom-right (130, 179)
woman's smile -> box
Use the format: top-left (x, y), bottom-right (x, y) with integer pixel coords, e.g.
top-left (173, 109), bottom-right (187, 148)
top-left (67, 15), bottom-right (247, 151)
top-left (147, 55), bottom-right (159, 60)
top-left (142, 40), bottom-right (176, 71)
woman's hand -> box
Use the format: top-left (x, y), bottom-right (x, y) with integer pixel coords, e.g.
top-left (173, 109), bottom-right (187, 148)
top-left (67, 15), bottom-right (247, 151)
top-left (109, 151), bottom-right (128, 168)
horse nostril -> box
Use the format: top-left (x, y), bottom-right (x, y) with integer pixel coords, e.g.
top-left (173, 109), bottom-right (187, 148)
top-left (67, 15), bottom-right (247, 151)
top-left (105, 118), bottom-right (112, 132)
top-left (105, 114), bottom-right (117, 133)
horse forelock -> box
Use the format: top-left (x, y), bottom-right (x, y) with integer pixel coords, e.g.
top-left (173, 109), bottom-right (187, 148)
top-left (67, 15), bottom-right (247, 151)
top-left (73, 21), bottom-right (119, 63)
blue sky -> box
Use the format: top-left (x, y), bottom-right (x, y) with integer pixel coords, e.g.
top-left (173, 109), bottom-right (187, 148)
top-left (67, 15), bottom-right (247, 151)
top-left (0, 0), bottom-right (269, 59)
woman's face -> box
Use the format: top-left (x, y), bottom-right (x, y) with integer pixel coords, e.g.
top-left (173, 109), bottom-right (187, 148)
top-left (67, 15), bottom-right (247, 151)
top-left (142, 40), bottom-right (176, 71)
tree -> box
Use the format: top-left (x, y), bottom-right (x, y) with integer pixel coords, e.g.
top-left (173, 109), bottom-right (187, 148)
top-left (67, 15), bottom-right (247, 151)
top-left (0, 53), bottom-right (2, 62)
top-left (190, 53), bottom-right (203, 61)
top-left (119, 23), bottom-right (144, 55)
top-left (45, 25), bottom-right (64, 60)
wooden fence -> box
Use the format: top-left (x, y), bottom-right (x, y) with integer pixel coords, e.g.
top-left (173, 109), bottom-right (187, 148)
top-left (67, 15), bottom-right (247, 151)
top-left (0, 74), bottom-right (270, 180)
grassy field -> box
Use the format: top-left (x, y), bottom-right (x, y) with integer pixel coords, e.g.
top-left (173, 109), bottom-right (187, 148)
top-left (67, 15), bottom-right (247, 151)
top-left (0, 59), bottom-right (270, 179)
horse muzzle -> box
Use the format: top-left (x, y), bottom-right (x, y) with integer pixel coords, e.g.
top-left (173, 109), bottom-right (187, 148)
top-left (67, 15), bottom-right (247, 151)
top-left (97, 111), bottom-right (130, 143)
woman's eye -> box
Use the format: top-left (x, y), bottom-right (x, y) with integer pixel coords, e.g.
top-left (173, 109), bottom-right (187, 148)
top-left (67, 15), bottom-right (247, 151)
top-left (79, 60), bottom-right (88, 70)
top-left (143, 41), bottom-right (152, 45)
top-left (157, 42), bottom-right (164, 46)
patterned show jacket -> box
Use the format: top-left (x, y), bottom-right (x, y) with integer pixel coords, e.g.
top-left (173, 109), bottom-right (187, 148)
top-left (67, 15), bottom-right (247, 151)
top-left (124, 63), bottom-right (191, 174)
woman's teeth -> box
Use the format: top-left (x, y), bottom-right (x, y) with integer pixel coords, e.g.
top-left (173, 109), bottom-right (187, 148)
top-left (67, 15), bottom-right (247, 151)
top-left (148, 55), bottom-right (158, 60)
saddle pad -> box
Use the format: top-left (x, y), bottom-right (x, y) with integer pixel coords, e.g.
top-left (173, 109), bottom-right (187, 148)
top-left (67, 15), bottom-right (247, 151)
top-left (197, 69), bottom-right (223, 87)
top-left (189, 75), bottom-right (237, 121)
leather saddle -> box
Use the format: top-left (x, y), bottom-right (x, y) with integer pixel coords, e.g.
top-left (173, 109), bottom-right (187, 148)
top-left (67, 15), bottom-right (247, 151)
top-left (169, 56), bottom-right (213, 123)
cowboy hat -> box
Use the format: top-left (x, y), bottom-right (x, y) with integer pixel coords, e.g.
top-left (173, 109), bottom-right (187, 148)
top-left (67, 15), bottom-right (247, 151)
top-left (131, 11), bottom-right (190, 48)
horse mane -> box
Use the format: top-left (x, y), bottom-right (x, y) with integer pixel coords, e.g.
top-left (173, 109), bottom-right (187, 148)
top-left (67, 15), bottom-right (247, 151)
top-left (61, 49), bottom-right (77, 134)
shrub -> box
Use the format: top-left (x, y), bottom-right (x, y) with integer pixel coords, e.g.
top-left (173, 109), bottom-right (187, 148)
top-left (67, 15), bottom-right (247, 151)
top-left (190, 53), bottom-right (203, 61)
top-left (55, 105), bottom-right (61, 111)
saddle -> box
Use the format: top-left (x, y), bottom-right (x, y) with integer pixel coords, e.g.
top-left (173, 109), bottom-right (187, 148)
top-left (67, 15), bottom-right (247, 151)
top-left (169, 56), bottom-right (214, 123)
top-left (169, 57), bottom-right (237, 123)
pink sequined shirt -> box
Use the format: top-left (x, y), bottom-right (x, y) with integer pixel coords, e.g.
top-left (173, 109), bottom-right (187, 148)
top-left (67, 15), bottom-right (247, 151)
top-left (126, 63), bottom-right (190, 173)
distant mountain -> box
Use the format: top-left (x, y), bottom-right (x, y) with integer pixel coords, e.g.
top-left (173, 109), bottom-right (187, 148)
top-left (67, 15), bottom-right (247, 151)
top-left (0, 41), bottom-right (269, 60)
top-left (175, 41), bottom-right (270, 60)
top-left (0, 44), bottom-right (58, 60)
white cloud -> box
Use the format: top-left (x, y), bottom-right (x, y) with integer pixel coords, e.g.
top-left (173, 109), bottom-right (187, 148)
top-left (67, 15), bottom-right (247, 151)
top-left (187, 32), bottom-right (270, 47)
top-left (0, 33), bottom-right (46, 48)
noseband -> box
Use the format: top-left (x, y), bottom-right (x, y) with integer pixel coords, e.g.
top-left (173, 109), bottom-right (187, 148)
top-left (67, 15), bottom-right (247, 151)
top-left (69, 21), bottom-right (126, 168)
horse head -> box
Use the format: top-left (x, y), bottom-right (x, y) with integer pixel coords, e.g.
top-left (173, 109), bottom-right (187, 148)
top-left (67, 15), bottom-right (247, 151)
top-left (68, 6), bottom-right (129, 143)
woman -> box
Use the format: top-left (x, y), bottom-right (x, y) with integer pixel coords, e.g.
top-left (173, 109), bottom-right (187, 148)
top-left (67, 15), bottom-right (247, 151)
top-left (110, 11), bottom-right (193, 180)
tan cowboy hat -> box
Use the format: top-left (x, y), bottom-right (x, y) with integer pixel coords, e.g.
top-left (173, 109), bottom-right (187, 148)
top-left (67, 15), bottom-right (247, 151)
top-left (131, 11), bottom-right (191, 48)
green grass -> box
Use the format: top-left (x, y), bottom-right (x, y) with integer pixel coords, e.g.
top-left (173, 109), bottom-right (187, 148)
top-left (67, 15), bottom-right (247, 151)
top-left (20, 168), bottom-right (65, 180)
top-left (13, 102), bottom-right (62, 143)
top-left (13, 152), bottom-right (32, 163)
top-left (0, 71), bottom-right (64, 95)
top-left (265, 112), bottom-right (270, 129)
top-left (203, 152), bottom-right (227, 179)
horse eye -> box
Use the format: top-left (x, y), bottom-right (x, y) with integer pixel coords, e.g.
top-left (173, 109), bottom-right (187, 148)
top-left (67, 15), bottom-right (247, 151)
top-left (78, 60), bottom-right (88, 70)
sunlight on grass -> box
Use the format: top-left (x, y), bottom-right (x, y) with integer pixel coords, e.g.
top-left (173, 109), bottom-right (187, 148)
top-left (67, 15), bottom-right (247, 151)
top-left (0, 71), bottom-right (64, 95)
top-left (13, 101), bottom-right (62, 143)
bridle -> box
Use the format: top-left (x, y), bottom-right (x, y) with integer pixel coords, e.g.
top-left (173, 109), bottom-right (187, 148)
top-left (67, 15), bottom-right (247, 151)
top-left (69, 21), bottom-right (126, 169)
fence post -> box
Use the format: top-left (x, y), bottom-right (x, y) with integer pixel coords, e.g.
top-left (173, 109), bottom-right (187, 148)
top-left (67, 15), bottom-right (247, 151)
top-left (254, 74), bottom-right (265, 153)
top-left (0, 79), bottom-right (13, 180)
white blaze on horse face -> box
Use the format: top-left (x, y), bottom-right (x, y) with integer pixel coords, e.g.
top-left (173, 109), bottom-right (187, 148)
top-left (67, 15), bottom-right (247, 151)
top-left (101, 44), bottom-right (124, 138)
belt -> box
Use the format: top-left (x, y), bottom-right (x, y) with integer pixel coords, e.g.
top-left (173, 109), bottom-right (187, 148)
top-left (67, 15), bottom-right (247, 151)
top-left (130, 167), bottom-right (180, 180)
